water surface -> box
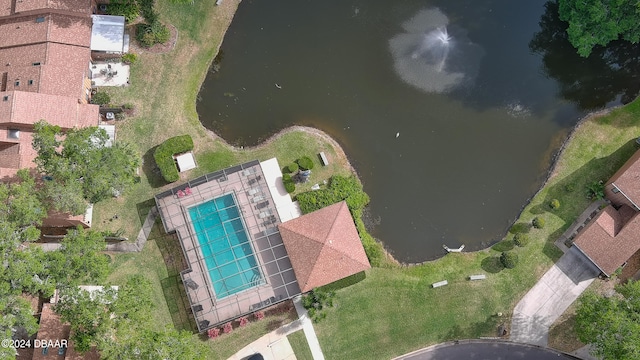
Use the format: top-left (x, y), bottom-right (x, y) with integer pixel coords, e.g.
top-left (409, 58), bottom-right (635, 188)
top-left (197, 0), bottom-right (636, 262)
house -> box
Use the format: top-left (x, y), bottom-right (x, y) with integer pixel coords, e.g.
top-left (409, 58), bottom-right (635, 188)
top-left (278, 201), bottom-right (371, 292)
top-left (573, 148), bottom-right (640, 276)
top-left (0, 1), bottom-right (101, 179)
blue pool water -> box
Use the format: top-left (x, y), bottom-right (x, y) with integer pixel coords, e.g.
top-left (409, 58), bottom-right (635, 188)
top-left (188, 193), bottom-right (262, 298)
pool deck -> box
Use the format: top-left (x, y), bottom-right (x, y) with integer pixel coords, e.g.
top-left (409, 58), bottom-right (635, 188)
top-left (155, 160), bottom-right (302, 332)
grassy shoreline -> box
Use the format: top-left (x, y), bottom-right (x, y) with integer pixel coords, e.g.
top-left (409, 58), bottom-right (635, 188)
top-left (97, 0), bottom-right (640, 359)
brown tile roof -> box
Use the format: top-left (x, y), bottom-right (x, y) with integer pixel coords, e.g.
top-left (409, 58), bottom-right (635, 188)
top-left (15, 0), bottom-right (94, 15)
top-left (607, 149), bottom-right (640, 208)
top-left (278, 201), bottom-right (370, 292)
top-left (0, 13), bottom-right (91, 49)
top-left (574, 205), bottom-right (640, 276)
top-left (0, 91), bottom-right (98, 128)
top-left (32, 303), bottom-right (70, 360)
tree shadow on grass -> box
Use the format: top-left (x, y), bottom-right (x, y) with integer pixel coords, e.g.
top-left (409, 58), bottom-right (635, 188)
top-left (533, 139), bottom-right (638, 225)
top-left (136, 198), bottom-right (156, 230)
top-left (441, 313), bottom-right (506, 341)
top-left (152, 222), bottom-right (197, 332)
top-left (318, 271), bottom-right (366, 292)
top-left (492, 239), bottom-right (514, 252)
top-left (481, 256), bottom-right (504, 274)
top-left (143, 145), bottom-right (167, 189)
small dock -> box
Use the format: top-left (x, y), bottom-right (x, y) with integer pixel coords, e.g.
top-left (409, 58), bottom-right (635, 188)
top-left (443, 244), bottom-right (465, 253)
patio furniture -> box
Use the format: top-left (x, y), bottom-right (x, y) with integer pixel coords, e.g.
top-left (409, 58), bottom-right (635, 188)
top-left (193, 304), bottom-right (203, 312)
top-left (252, 195), bottom-right (265, 203)
top-left (185, 187), bottom-right (192, 195)
top-left (259, 209), bottom-right (273, 219)
top-left (242, 168), bottom-right (257, 176)
top-left (248, 188), bottom-right (261, 196)
top-left (255, 201), bottom-right (269, 210)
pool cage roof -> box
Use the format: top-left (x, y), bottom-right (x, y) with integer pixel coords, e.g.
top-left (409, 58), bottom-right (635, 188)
top-left (155, 160), bottom-right (301, 332)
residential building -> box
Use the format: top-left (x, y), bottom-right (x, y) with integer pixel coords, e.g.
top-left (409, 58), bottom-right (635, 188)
top-left (573, 148), bottom-right (640, 276)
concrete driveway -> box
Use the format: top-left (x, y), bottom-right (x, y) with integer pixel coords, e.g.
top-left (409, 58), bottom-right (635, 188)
top-left (510, 246), bottom-right (599, 346)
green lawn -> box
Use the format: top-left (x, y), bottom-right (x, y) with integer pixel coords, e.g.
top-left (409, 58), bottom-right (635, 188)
top-left (288, 330), bottom-right (314, 360)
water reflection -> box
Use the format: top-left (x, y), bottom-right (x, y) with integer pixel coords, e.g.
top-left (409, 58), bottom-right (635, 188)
top-left (389, 8), bottom-right (484, 93)
top-left (529, 1), bottom-right (640, 110)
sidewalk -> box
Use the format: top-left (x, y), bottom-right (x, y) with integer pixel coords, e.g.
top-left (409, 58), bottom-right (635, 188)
top-left (228, 296), bottom-right (326, 360)
top-left (293, 295), bottom-right (325, 360)
top-left (228, 320), bottom-right (302, 360)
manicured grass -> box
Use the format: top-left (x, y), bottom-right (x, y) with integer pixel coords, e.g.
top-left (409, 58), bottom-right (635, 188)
top-left (288, 330), bottom-right (313, 360)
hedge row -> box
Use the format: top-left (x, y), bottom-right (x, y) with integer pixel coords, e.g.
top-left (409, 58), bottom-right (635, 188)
top-left (296, 175), bottom-right (385, 266)
top-left (153, 135), bottom-right (194, 183)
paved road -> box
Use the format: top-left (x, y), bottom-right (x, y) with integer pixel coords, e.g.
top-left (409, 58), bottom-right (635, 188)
top-left (510, 246), bottom-right (599, 346)
top-left (395, 340), bottom-right (581, 360)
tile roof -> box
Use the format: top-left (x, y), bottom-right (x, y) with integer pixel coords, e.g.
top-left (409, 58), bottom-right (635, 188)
top-left (574, 205), bottom-right (640, 276)
top-left (0, 91), bottom-right (98, 128)
top-left (607, 149), bottom-right (640, 208)
top-left (32, 303), bottom-right (70, 360)
top-left (0, 13), bottom-right (91, 49)
top-left (14, 0), bottom-right (94, 15)
top-left (278, 201), bottom-right (370, 292)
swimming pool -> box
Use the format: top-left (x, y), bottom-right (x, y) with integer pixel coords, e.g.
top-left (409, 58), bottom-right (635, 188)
top-left (188, 193), bottom-right (263, 298)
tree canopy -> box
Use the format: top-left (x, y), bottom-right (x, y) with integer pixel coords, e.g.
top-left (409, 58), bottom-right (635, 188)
top-left (575, 280), bottom-right (640, 360)
top-left (32, 120), bottom-right (140, 210)
top-left (57, 275), bottom-right (211, 359)
top-left (0, 171), bottom-right (112, 356)
top-left (558, 0), bottom-right (640, 57)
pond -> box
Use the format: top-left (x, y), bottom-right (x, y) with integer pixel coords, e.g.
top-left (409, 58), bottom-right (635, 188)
top-left (197, 0), bottom-right (639, 262)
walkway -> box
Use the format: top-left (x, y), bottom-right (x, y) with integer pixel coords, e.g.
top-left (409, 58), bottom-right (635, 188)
top-left (228, 320), bottom-right (303, 360)
top-left (38, 206), bottom-right (158, 253)
top-left (228, 296), bottom-right (326, 360)
top-left (510, 246), bottom-right (599, 346)
top-left (293, 295), bottom-right (325, 360)
top-left (393, 340), bottom-right (582, 360)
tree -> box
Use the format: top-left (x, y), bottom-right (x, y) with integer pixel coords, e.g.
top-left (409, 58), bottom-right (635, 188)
top-left (0, 171), bottom-right (50, 347)
top-left (55, 286), bottom-right (118, 353)
top-left (530, 2), bottom-right (640, 109)
top-left (500, 251), bottom-right (519, 269)
top-left (575, 281), bottom-right (640, 360)
top-left (558, 0), bottom-right (640, 57)
top-left (46, 227), bottom-right (109, 288)
top-left (32, 120), bottom-right (140, 205)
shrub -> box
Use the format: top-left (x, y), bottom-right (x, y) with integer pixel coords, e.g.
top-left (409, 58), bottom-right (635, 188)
top-left (91, 91), bottom-right (110, 106)
top-left (138, 0), bottom-right (156, 23)
top-left (513, 233), bottom-right (530, 247)
top-left (509, 222), bottom-right (530, 234)
top-left (222, 322), bottom-right (233, 334)
top-left (238, 316), bottom-right (248, 327)
top-left (287, 163), bottom-right (299, 173)
top-left (586, 180), bottom-right (605, 200)
top-left (500, 251), bottom-right (519, 269)
top-left (296, 156), bottom-right (315, 171)
top-left (122, 53), bottom-right (138, 64)
top-left (206, 328), bottom-right (220, 339)
top-left (123, 103), bottom-right (135, 110)
top-left (253, 311), bottom-right (265, 321)
top-left (284, 181), bottom-right (295, 193)
top-left (564, 183), bottom-right (575, 193)
top-left (549, 198), bottom-right (560, 210)
top-left (532, 216), bottom-right (545, 229)
top-left (302, 289), bottom-right (335, 323)
top-left (108, 0), bottom-right (140, 22)
top-left (152, 22), bottom-right (170, 44)
top-left (136, 24), bottom-right (156, 47)
top-left (153, 135), bottom-right (194, 183)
